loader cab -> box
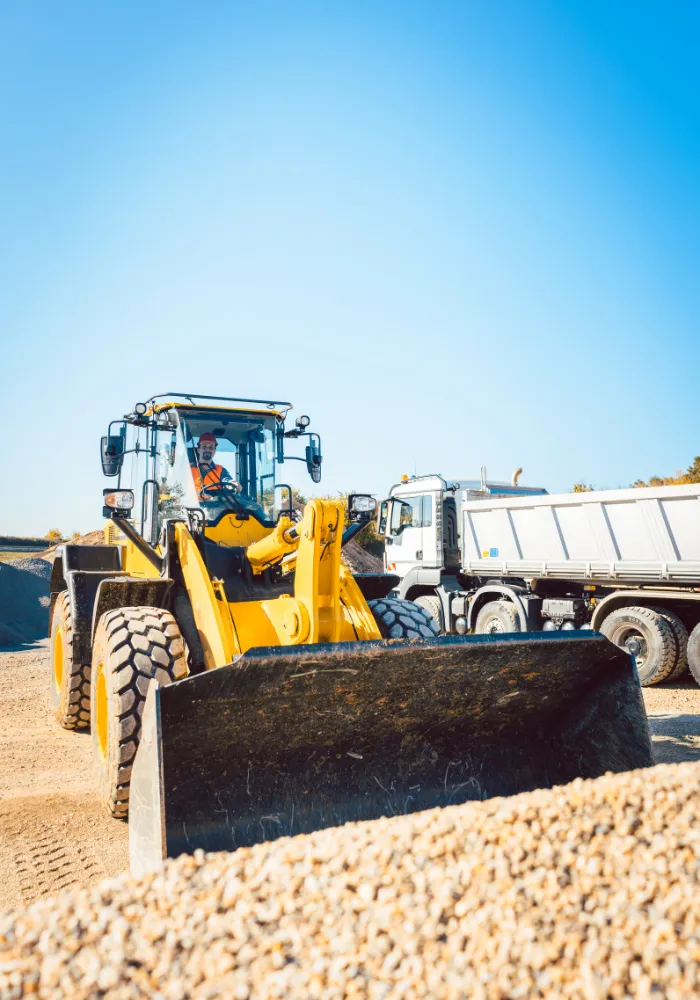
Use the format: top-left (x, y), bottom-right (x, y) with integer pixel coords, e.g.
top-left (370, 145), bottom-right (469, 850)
top-left (102, 393), bottom-right (323, 551)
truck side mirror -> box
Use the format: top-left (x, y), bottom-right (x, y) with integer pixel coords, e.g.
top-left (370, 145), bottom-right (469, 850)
top-left (377, 500), bottom-right (390, 537)
top-left (305, 434), bottom-right (322, 484)
top-left (101, 431), bottom-right (126, 477)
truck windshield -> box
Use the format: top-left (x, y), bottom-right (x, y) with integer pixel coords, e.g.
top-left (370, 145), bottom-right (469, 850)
top-left (155, 408), bottom-right (277, 528)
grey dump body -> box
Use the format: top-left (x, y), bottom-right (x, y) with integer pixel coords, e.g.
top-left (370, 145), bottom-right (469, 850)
top-left (130, 631), bottom-right (652, 875)
top-left (383, 477), bottom-right (700, 632)
top-left (461, 485), bottom-right (700, 585)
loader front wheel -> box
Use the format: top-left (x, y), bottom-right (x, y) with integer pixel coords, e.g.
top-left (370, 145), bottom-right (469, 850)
top-left (368, 598), bottom-right (439, 639)
top-left (50, 591), bottom-right (91, 730)
top-left (91, 607), bottom-right (187, 819)
top-left (600, 606), bottom-right (676, 687)
top-left (474, 600), bottom-right (520, 634)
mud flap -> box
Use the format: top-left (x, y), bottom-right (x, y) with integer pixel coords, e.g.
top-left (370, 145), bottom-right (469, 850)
top-left (129, 631), bottom-right (652, 875)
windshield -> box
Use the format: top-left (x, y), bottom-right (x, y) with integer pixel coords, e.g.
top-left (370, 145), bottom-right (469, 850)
top-left (154, 408), bottom-right (277, 530)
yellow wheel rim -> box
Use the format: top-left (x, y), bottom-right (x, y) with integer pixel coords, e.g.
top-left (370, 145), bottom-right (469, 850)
top-left (95, 661), bottom-right (108, 762)
top-left (52, 627), bottom-right (64, 693)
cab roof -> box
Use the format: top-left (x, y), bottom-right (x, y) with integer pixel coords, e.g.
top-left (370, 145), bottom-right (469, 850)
top-left (146, 392), bottom-right (292, 420)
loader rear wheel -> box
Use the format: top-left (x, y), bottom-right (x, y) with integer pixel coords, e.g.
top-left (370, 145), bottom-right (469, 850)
top-left (368, 598), bottom-right (439, 639)
top-left (49, 590), bottom-right (91, 730)
top-left (413, 594), bottom-right (444, 632)
top-left (687, 623), bottom-right (700, 687)
top-left (649, 607), bottom-right (689, 680)
top-left (474, 600), bottom-right (520, 634)
top-left (91, 606), bottom-right (187, 819)
top-left (600, 606), bottom-right (676, 687)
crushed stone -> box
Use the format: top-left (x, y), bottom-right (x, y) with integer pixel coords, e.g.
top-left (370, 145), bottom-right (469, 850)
top-left (2, 760), bottom-right (700, 998)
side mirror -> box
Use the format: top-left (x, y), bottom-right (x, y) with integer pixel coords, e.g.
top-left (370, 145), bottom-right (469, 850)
top-left (348, 494), bottom-right (377, 523)
top-left (274, 483), bottom-right (294, 520)
top-left (377, 500), bottom-right (390, 537)
top-left (305, 434), bottom-right (322, 484)
top-left (101, 431), bottom-right (125, 477)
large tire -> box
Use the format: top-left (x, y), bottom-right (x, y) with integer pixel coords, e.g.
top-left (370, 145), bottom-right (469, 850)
top-left (474, 600), bottom-right (520, 634)
top-left (687, 622), bottom-right (700, 687)
top-left (649, 607), bottom-right (688, 681)
top-left (49, 590), bottom-right (91, 730)
top-left (413, 594), bottom-right (444, 632)
top-left (600, 606), bottom-right (676, 687)
top-left (91, 607), bottom-right (187, 818)
top-left (368, 598), bottom-right (439, 639)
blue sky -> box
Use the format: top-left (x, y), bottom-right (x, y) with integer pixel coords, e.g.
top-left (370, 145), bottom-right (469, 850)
top-left (1, 1), bottom-right (698, 535)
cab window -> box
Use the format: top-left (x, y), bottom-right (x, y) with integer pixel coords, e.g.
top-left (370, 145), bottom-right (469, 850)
top-left (390, 495), bottom-right (432, 534)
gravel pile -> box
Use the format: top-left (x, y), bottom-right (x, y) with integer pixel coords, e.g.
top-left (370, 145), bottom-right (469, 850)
top-left (1, 759), bottom-right (699, 998)
top-left (0, 559), bottom-right (50, 646)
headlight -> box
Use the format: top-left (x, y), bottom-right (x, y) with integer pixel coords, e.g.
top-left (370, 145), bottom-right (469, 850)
top-left (348, 494), bottom-right (377, 517)
top-left (103, 490), bottom-right (134, 510)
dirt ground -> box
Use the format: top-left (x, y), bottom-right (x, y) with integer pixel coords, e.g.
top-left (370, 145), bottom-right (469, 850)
top-left (0, 640), bottom-right (698, 912)
top-left (0, 640), bottom-right (128, 911)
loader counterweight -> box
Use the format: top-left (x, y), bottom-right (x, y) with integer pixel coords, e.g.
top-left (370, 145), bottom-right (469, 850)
top-left (129, 630), bottom-right (652, 875)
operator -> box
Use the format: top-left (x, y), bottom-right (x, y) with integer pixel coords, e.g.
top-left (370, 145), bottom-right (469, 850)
top-left (190, 433), bottom-right (240, 501)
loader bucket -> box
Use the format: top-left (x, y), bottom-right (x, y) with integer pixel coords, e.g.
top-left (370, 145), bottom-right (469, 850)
top-left (129, 631), bottom-right (652, 875)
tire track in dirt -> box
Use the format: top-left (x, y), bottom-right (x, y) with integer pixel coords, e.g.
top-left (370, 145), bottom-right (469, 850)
top-left (0, 640), bottom-right (128, 909)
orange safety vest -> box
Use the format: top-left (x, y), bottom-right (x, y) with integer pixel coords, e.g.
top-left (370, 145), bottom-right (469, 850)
top-left (191, 463), bottom-right (226, 499)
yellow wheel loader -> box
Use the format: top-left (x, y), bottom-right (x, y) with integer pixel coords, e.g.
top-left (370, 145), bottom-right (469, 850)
top-left (48, 393), bottom-right (653, 874)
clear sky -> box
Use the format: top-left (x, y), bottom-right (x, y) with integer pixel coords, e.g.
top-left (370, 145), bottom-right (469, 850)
top-left (1, 1), bottom-right (698, 536)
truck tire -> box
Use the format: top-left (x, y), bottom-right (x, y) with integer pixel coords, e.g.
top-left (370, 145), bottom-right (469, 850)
top-left (91, 606), bottom-right (187, 819)
top-left (49, 590), bottom-right (91, 730)
top-left (368, 598), bottom-right (439, 639)
top-left (413, 594), bottom-right (444, 632)
top-left (474, 600), bottom-right (520, 634)
top-left (687, 623), bottom-right (700, 687)
top-left (649, 607), bottom-right (689, 680)
top-left (600, 606), bottom-right (676, 686)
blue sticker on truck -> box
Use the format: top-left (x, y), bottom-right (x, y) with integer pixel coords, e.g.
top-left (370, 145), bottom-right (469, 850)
top-left (489, 548), bottom-right (499, 558)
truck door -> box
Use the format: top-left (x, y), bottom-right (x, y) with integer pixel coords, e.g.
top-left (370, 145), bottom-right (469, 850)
top-left (385, 494), bottom-right (431, 582)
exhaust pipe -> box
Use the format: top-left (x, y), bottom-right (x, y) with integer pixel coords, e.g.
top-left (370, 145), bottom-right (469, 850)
top-left (512, 467), bottom-right (523, 487)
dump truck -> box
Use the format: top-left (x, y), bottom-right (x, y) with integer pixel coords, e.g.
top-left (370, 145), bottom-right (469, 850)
top-left (379, 472), bottom-right (700, 685)
top-left (48, 398), bottom-right (653, 874)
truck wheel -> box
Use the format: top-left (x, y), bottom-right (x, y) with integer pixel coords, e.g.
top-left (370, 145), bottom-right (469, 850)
top-left (91, 607), bottom-right (187, 819)
top-left (49, 591), bottom-right (91, 730)
top-left (649, 607), bottom-right (688, 680)
top-left (474, 600), bottom-right (520, 634)
top-left (368, 598), bottom-right (439, 639)
top-left (600, 606), bottom-right (676, 686)
top-left (413, 594), bottom-right (444, 632)
top-left (687, 623), bottom-right (700, 687)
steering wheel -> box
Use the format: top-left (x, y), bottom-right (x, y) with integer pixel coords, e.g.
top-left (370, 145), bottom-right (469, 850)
top-left (199, 480), bottom-right (247, 515)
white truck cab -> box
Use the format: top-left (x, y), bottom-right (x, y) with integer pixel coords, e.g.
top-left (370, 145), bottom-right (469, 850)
top-left (379, 473), bottom-right (547, 621)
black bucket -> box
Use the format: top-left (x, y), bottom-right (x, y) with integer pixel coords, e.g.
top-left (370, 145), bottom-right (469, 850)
top-left (129, 631), bottom-right (652, 874)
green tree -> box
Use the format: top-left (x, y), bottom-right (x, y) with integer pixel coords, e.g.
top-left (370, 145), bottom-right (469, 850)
top-left (632, 455), bottom-right (700, 487)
